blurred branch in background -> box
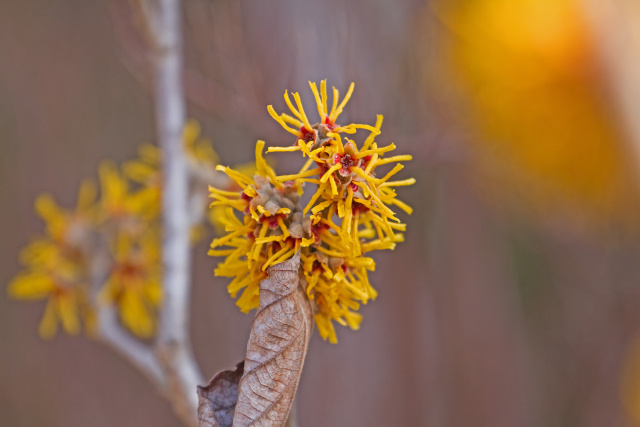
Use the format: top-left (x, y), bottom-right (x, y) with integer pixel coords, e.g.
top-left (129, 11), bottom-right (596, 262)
top-left (65, 0), bottom-right (208, 424)
top-left (108, 0), bottom-right (281, 140)
top-left (139, 0), bottom-right (203, 424)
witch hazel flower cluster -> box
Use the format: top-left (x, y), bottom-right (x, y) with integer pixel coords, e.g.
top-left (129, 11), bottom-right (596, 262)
top-left (9, 121), bottom-right (226, 339)
top-left (209, 81), bottom-right (414, 343)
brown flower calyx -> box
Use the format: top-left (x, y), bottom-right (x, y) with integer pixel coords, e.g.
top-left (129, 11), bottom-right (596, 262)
top-left (307, 122), bottom-right (338, 150)
top-left (311, 250), bottom-right (344, 272)
top-left (246, 176), bottom-right (313, 243)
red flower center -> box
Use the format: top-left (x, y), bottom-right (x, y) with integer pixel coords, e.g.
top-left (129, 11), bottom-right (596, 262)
top-left (300, 126), bottom-right (316, 143)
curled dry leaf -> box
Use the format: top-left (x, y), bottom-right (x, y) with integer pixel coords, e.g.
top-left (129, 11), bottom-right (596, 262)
top-left (197, 362), bottom-right (244, 427)
top-left (234, 250), bottom-right (312, 426)
top-left (198, 251), bottom-right (313, 427)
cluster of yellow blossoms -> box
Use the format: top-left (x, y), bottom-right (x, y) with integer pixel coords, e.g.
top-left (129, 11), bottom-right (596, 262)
top-left (209, 81), bottom-right (414, 343)
top-left (9, 121), bottom-right (223, 338)
top-left (9, 83), bottom-right (412, 345)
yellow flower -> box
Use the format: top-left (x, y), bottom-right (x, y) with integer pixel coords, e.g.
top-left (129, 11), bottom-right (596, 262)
top-left (100, 228), bottom-right (162, 338)
top-left (9, 268), bottom-right (92, 338)
top-left (209, 141), bottom-right (315, 312)
top-left (35, 179), bottom-right (97, 245)
top-left (123, 119), bottom-right (241, 242)
top-left (433, 0), bottom-right (638, 225)
top-left (124, 119), bottom-right (220, 185)
top-left (208, 160), bottom-right (259, 236)
top-left (267, 81), bottom-right (414, 255)
top-left (300, 250), bottom-right (373, 343)
top-left (209, 81), bottom-right (415, 343)
top-left (99, 160), bottom-right (158, 221)
top-left (8, 183), bottom-right (98, 338)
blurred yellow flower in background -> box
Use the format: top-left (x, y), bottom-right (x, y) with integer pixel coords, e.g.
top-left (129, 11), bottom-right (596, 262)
top-left (100, 230), bottom-right (162, 338)
top-left (124, 119), bottom-right (220, 186)
top-left (99, 160), bottom-right (158, 221)
top-left (432, 0), bottom-right (640, 227)
top-left (8, 120), bottom-right (226, 339)
top-left (8, 183), bottom-right (97, 338)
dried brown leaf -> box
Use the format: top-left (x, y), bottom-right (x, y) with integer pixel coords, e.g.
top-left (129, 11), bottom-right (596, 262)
top-left (197, 251), bottom-right (312, 427)
top-left (233, 250), bottom-right (312, 427)
top-left (197, 361), bottom-right (244, 427)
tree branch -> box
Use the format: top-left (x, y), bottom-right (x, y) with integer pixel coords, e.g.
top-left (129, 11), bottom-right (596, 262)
top-left (89, 247), bottom-right (167, 393)
top-left (141, 0), bottom-right (203, 424)
top-left (97, 306), bottom-right (166, 388)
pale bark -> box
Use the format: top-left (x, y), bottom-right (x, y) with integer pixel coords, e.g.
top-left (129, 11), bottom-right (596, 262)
top-left (142, 0), bottom-right (204, 425)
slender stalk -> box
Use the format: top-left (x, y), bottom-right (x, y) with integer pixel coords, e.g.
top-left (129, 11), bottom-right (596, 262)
top-left (142, 0), bottom-right (203, 424)
top-left (90, 246), bottom-right (167, 392)
top-left (98, 306), bottom-right (166, 388)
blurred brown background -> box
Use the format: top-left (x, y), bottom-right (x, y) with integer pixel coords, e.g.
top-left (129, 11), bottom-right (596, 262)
top-left (3, 0), bottom-right (640, 426)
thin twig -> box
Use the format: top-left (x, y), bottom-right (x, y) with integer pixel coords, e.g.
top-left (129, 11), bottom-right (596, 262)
top-left (97, 306), bottom-right (166, 387)
top-left (91, 190), bottom-right (209, 427)
top-left (108, 0), bottom-right (282, 141)
top-left (89, 245), bottom-right (168, 392)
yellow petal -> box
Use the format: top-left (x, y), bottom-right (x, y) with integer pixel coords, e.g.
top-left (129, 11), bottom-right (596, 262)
top-left (8, 272), bottom-right (56, 299)
top-left (38, 299), bottom-right (59, 339)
